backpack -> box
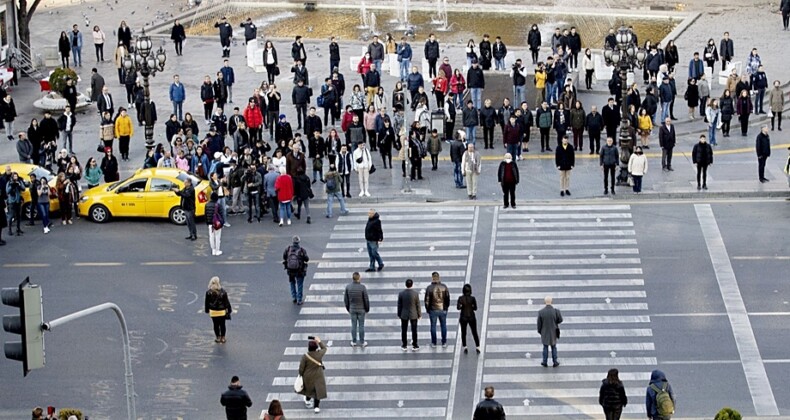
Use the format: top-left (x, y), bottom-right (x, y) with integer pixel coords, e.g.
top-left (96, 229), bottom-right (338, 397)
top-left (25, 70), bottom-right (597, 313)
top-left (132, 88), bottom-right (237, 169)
top-left (286, 246), bottom-right (303, 271)
top-left (325, 175), bottom-right (337, 191)
top-left (212, 209), bottom-right (223, 230)
top-left (316, 89), bottom-right (325, 107)
top-left (650, 383), bottom-right (674, 417)
top-left (418, 140), bottom-right (428, 159)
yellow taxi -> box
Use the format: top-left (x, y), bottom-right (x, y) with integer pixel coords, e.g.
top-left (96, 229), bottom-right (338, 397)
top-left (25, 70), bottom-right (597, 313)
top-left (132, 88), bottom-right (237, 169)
top-left (1, 163), bottom-right (61, 218)
top-left (78, 168), bottom-right (212, 225)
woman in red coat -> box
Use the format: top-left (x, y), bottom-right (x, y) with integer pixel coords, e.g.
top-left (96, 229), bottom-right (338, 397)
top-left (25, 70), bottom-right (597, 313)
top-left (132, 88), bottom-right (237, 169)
top-left (449, 68), bottom-right (466, 108)
top-left (274, 167), bottom-right (294, 226)
top-left (243, 99), bottom-right (263, 143)
top-left (432, 72), bottom-right (449, 109)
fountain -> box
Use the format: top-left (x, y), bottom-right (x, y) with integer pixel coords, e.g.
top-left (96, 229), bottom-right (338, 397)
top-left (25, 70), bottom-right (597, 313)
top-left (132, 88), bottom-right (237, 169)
top-left (391, 0), bottom-right (411, 31)
top-left (358, 2), bottom-right (370, 30)
top-left (430, 0), bottom-right (453, 32)
top-left (369, 12), bottom-right (378, 35)
top-left (550, 0), bottom-right (617, 47)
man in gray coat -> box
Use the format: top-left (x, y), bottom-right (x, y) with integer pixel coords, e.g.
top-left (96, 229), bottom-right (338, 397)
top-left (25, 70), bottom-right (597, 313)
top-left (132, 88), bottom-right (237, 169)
top-left (397, 279), bottom-right (422, 351)
top-left (344, 272), bottom-right (370, 348)
top-left (537, 296), bottom-right (563, 367)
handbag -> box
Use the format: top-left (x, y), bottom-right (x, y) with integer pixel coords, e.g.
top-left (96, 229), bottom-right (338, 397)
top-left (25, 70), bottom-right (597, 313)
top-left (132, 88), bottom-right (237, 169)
top-left (369, 164), bottom-right (376, 174)
top-left (305, 353), bottom-right (325, 370)
top-left (209, 309), bottom-right (227, 317)
top-left (293, 374), bottom-right (304, 393)
top-left (273, 66), bottom-right (280, 76)
top-left (97, 141), bottom-right (106, 153)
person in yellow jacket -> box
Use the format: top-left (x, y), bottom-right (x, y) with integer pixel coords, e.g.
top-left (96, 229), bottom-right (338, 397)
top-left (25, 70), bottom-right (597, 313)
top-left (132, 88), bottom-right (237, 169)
top-left (114, 107), bottom-right (134, 161)
top-left (534, 63), bottom-right (547, 108)
top-left (637, 108), bottom-right (653, 149)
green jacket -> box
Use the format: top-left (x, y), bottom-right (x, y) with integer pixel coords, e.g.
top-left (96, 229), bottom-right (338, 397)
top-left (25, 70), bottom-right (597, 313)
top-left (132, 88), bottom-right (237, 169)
top-left (324, 171), bottom-right (341, 194)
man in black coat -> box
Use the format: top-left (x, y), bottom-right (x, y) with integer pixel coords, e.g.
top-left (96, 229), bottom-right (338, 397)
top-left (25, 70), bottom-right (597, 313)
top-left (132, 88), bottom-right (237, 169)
top-left (239, 18), bottom-right (256, 44)
top-left (291, 36), bottom-right (307, 65)
top-left (658, 117), bottom-right (676, 171)
top-left (719, 32), bottom-right (734, 72)
top-left (424, 34), bottom-right (440, 78)
top-left (96, 85), bottom-right (114, 116)
top-left (555, 135), bottom-right (575, 197)
top-left (586, 106), bottom-right (604, 155)
top-left (173, 178), bottom-right (197, 240)
top-left (473, 386), bottom-right (506, 420)
top-left (450, 131), bottom-right (466, 188)
top-left (214, 17), bottom-right (233, 58)
top-left (220, 376), bottom-right (252, 420)
top-left (601, 98), bottom-right (620, 140)
top-left (755, 126), bottom-right (772, 182)
top-left (364, 209), bottom-right (384, 272)
top-left (692, 134), bottom-right (713, 190)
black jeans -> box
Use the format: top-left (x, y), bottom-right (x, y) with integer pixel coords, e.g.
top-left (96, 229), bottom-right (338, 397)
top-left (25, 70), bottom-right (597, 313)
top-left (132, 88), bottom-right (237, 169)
top-left (604, 407), bottom-right (623, 420)
top-left (203, 102), bottom-right (213, 121)
top-left (295, 104), bottom-right (307, 129)
top-left (428, 59), bottom-right (437, 78)
top-left (340, 173), bottom-right (351, 196)
top-left (501, 183), bottom-right (516, 207)
top-left (722, 119), bottom-right (731, 135)
top-left (401, 318), bottom-right (418, 347)
top-left (758, 156), bottom-right (768, 180)
top-left (381, 151), bottom-right (392, 168)
top-left (211, 316), bottom-right (226, 337)
top-left (771, 111), bottom-right (783, 129)
top-left (540, 127), bottom-right (551, 150)
top-left (267, 195), bottom-right (279, 221)
top-left (247, 193), bottom-right (260, 221)
top-left (483, 126), bottom-right (495, 148)
top-left (531, 50), bottom-right (539, 64)
top-left (185, 210), bottom-right (196, 237)
top-left (459, 316), bottom-right (480, 347)
top-left (94, 43), bottom-right (104, 61)
top-left (740, 114), bottom-right (750, 135)
top-left (410, 158), bottom-right (422, 180)
top-left (603, 165), bottom-right (616, 191)
top-left (174, 40), bottom-right (183, 56)
top-left (430, 153), bottom-right (438, 169)
top-left (589, 132), bottom-right (601, 153)
top-left (697, 164), bottom-right (708, 187)
top-left (585, 69), bottom-right (594, 89)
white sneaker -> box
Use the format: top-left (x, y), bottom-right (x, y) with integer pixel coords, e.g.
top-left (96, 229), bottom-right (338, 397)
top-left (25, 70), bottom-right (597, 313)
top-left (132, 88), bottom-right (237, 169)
top-left (287, 219), bottom-right (292, 225)
top-left (43, 227), bottom-right (50, 234)
top-left (211, 250), bottom-right (217, 256)
top-left (279, 221), bottom-right (283, 226)
top-left (359, 191), bottom-right (365, 197)
top-left (350, 341), bottom-right (357, 347)
top-left (314, 407), bottom-right (321, 413)
top-left (364, 191), bottom-right (371, 197)
top-left (223, 222), bottom-right (231, 227)
top-left (362, 341), bottom-right (368, 347)
top-left (216, 250), bottom-right (223, 256)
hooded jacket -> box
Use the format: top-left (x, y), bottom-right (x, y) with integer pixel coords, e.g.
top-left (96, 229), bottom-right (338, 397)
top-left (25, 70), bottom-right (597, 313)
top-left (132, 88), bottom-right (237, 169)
top-left (220, 384), bottom-right (252, 420)
top-left (365, 213), bottom-right (384, 242)
top-left (645, 369), bottom-right (674, 418)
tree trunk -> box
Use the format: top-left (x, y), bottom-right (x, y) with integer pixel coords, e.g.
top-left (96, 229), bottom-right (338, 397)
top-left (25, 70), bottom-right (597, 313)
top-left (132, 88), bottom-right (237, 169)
top-left (17, 0), bottom-right (43, 57)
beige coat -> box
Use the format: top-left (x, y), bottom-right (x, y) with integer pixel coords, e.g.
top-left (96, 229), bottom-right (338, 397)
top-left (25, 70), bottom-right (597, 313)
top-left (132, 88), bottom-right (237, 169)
top-left (628, 153), bottom-right (648, 176)
top-left (769, 87), bottom-right (785, 112)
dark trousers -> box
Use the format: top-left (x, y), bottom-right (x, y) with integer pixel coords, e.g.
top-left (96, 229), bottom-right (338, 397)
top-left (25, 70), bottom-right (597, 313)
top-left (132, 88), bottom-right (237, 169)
top-left (94, 43), bottom-right (104, 61)
top-left (410, 158), bottom-right (422, 180)
top-left (430, 153), bottom-right (439, 169)
top-left (247, 194), bottom-right (260, 221)
top-left (401, 318), bottom-right (418, 347)
top-left (783, 10), bottom-right (790, 29)
top-left (569, 52), bottom-right (579, 69)
top-left (367, 129), bottom-right (378, 151)
top-left (203, 102), bottom-right (214, 121)
top-left (295, 104), bottom-right (307, 129)
top-left (125, 84), bottom-right (134, 104)
top-left (211, 316), bottom-right (226, 337)
top-left (174, 40), bottom-right (183, 56)
top-left (771, 112), bottom-right (783, 129)
top-left (662, 147), bottom-right (673, 169)
top-left (758, 156), bottom-right (768, 180)
top-left (696, 164), bottom-right (708, 187)
top-left (8, 202), bottom-right (21, 232)
top-left (483, 126), bottom-right (495, 148)
top-left (340, 173), bottom-right (351, 196)
top-left (185, 210), bottom-right (196, 237)
top-left (501, 183), bottom-right (516, 207)
top-left (585, 69), bottom-right (594, 89)
top-left (266, 64), bottom-right (277, 84)
top-left (119, 135), bottom-right (130, 158)
top-left (459, 316), bottom-right (480, 347)
top-left (605, 125), bottom-right (617, 140)
top-left (722, 119), bottom-right (731, 135)
top-left (589, 132), bottom-right (601, 153)
top-left (540, 127), bottom-right (551, 150)
top-left (604, 407), bottom-right (623, 420)
top-left (531, 50), bottom-right (539, 64)
top-left (603, 165), bottom-right (616, 191)
top-left (117, 68), bottom-right (124, 84)
top-left (267, 195), bottom-right (279, 221)
top-left (740, 114), bottom-right (750, 135)
top-left (428, 59), bottom-right (437, 78)
top-left (572, 128), bottom-right (584, 150)
top-left (632, 175), bottom-right (643, 193)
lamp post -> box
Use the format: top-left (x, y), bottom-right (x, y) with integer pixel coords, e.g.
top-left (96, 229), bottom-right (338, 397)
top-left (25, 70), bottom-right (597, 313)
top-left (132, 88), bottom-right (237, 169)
top-left (603, 26), bottom-right (646, 186)
top-left (122, 29), bottom-right (166, 150)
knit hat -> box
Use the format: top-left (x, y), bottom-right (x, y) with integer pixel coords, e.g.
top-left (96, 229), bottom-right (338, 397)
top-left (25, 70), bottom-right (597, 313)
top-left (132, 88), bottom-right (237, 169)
top-left (292, 235), bottom-right (300, 244)
top-left (214, 152), bottom-right (222, 159)
top-left (279, 114), bottom-right (286, 119)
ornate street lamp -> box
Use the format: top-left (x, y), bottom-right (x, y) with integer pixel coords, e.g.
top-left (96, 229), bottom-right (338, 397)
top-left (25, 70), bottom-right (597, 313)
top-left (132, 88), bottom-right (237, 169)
top-left (604, 26), bottom-right (646, 185)
top-left (122, 29), bottom-right (167, 150)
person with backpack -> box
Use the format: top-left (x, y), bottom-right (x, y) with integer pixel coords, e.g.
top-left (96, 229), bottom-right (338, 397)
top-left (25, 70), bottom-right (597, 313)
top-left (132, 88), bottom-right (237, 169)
top-left (205, 192), bottom-right (224, 256)
top-left (324, 164), bottom-right (349, 218)
top-left (646, 369), bottom-right (675, 420)
top-left (599, 368), bottom-right (628, 420)
top-left (283, 235), bottom-right (310, 305)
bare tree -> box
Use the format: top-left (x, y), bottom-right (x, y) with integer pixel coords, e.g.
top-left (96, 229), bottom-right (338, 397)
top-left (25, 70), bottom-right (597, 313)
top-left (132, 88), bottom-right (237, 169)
top-left (17, 0), bottom-right (44, 56)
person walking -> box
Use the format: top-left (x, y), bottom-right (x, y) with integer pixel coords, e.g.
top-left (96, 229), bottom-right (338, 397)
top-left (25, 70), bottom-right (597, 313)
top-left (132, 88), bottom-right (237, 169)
top-left (658, 117), bottom-right (676, 171)
top-left (457, 284), bottom-right (480, 354)
top-left (497, 153), bottom-right (519, 208)
top-left (627, 146), bottom-right (648, 194)
top-left (397, 279), bottom-right (422, 351)
top-left (599, 368), bottom-right (628, 420)
top-left (462, 143), bottom-right (482, 199)
top-left (756, 126), bottom-right (772, 183)
top-left (204, 192), bottom-right (224, 256)
top-left (473, 386), bottom-right (506, 420)
top-left (692, 135), bottom-right (713, 190)
top-left (205, 277), bottom-right (232, 343)
top-left (555, 135), bottom-right (575, 197)
top-left (283, 235), bottom-right (310, 305)
top-left (298, 336), bottom-right (328, 413)
top-left (344, 272), bottom-right (370, 348)
top-left (172, 177), bottom-right (197, 240)
top-left (324, 164), bottom-right (349, 218)
top-left (537, 296), bottom-right (563, 367)
top-left (424, 272), bottom-right (450, 348)
top-left (646, 370), bottom-right (675, 420)
top-left (220, 375), bottom-right (252, 419)
top-left (170, 20), bottom-right (185, 56)
top-left (600, 137), bottom-right (619, 195)
top-left (364, 209), bottom-right (384, 272)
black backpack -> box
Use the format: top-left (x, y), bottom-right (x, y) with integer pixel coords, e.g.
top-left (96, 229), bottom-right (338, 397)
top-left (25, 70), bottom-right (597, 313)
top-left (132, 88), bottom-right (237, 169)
top-left (286, 246), bottom-right (303, 270)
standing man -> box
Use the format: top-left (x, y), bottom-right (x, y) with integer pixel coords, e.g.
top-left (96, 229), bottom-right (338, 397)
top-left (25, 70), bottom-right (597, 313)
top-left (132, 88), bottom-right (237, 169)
top-left (462, 101), bottom-right (479, 146)
top-left (220, 60), bottom-right (236, 104)
top-left (473, 386), bottom-right (506, 420)
top-left (329, 36), bottom-right (340, 76)
top-left (292, 79), bottom-right (311, 131)
top-left (214, 17), bottom-right (233, 58)
top-left (537, 296), bottom-right (563, 367)
top-left (283, 235), bottom-right (310, 305)
top-left (336, 144), bottom-right (353, 198)
top-left (368, 35), bottom-right (384, 72)
top-left (324, 164), bottom-right (349, 218)
top-left (344, 272), bottom-right (370, 348)
top-left (602, 97), bottom-right (620, 141)
top-left (363, 63), bottom-right (381, 107)
top-left (239, 17), bottom-right (257, 45)
top-left (510, 59), bottom-right (527, 106)
top-left (555, 135), bottom-right (575, 197)
top-left (16, 133), bottom-right (33, 164)
top-left (646, 370), bottom-right (675, 420)
top-left (719, 32), bottom-right (734, 72)
top-left (599, 137), bottom-right (619, 195)
top-left (90, 68), bottom-right (105, 105)
top-left (173, 178), bottom-right (197, 241)
top-left (397, 37), bottom-right (412, 82)
top-left (692, 134), bottom-right (713, 190)
top-left (425, 272), bottom-right (450, 348)
top-left (450, 130), bottom-right (466, 188)
top-left (96, 86), bottom-right (114, 117)
top-left (756, 125), bottom-right (772, 183)
top-left (688, 52), bottom-right (705, 81)
top-left (659, 76), bottom-right (673, 123)
top-left (659, 117), bottom-right (676, 171)
top-left (466, 59), bottom-right (485, 110)
top-left (397, 279), bottom-right (421, 351)
top-left (492, 36), bottom-right (508, 71)
top-left (424, 33), bottom-right (440, 79)
top-left (536, 101), bottom-right (553, 153)
top-left (69, 24), bottom-right (83, 67)
top-left (263, 165), bottom-right (280, 223)
top-left (352, 142), bottom-right (372, 197)
top-left (220, 376), bottom-right (253, 420)
top-left (752, 65), bottom-right (768, 115)
top-left (462, 142), bottom-right (482, 199)
top-left (586, 105), bottom-right (604, 155)
top-left (169, 75), bottom-right (185, 121)
top-left (364, 209), bottom-right (384, 272)
top-left (291, 36), bottom-right (307, 65)
top-left (567, 27), bottom-right (582, 72)
top-left (57, 105), bottom-right (76, 154)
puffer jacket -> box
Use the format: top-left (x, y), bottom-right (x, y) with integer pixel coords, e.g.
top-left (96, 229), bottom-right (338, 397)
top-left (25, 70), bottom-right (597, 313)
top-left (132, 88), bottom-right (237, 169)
top-left (599, 143), bottom-right (619, 166)
top-left (344, 281), bottom-right (370, 313)
top-left (599, 378), bottom-right (628, 409)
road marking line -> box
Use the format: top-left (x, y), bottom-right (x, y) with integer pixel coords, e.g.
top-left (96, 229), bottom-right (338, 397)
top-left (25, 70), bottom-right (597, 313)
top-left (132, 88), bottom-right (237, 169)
top-left (494, 248), bottom-right (639, 256)
top-left (490, 291), bottom-right (646, 299)
top-left (503, 405), bottom-right (644, 416)
top-left (272, 375), bottom-right (450, 385)
top-left (278, 359), bottom-right (452, 370)
top-left (487, 329), bottom-right (653, 338)
top-left (497, 229), bottom-right (636, 237)
top-left (72, 262), bottom-right (125, 267)
top-left (267, 390), bottom-right (448, 401)
top-left (494, 268), bottom-right (643, 276)
top-left (497, 239), bottom-right (638, 246)
top-left (140, 261), bottom-right (194, 266)
top-left (660, 360), bottom-right (741, 364)
top-left (486, 342), bottom-right (655, 352)
top-left (288, 332), bottom-right (457, 341)
top-left (732, 256), bottom-right (790, 260)
top-left (484, 371), bottom-right (651, 383)
top-left (211, 261), bottom-right (265, 265)
top-left (493, 257), bottom-right (641, 266)
top-left (485, 356), bottom-right (657, 367)
top-left (473, 205), bottom-right (498, 410)
top-left (490, 303), bottom-right (649, 312)
top-left (695, 204), bottom-right (779, 416)
top-left (487, 315), bottom-right (650, 325)
top-left (258, 407), bottom-right (445, 418)
top-left (2, 263), bottom-right (51, 268)
top-left (492, 279), bottom-right (645, 288)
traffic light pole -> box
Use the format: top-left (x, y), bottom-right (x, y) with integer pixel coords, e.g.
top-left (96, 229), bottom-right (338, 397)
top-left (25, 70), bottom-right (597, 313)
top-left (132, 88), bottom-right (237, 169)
top-left (42, 303), bottom-right (136, 420)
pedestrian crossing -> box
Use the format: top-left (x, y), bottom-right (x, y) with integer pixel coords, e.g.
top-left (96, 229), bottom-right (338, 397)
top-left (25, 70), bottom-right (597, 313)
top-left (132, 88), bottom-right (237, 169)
top-left (267, 206), bottom-right (479, 419)
top-left (475, 204), bottom-right (656, 418)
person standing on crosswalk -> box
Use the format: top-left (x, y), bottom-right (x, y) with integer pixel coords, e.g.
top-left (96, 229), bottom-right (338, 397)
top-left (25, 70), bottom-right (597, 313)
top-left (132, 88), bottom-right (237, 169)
top-left (537, 296), bottom-right (563, 367)
top-left (283, 236), bottom-right (310, 305)
top-left (397, 279), bottom-right (422, 351)
top-left (364, 209), bottom-right (385, 272)
top-left (473, 386), bottom-right (506, 419)
top-left (344, 272), bottom-right (370, 348)
top-left (425, 272), bottom-right (450, 348)
top-left (457, 284), bottom-right (481, 354)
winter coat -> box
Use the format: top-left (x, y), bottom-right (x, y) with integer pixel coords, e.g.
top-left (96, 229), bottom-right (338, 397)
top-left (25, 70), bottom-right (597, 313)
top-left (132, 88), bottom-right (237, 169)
top-left (220, 66), bottom-right (235, 86)
top-left (586, 112), bottom-right (603, 134)
top-left (599, 379), bottom-right (628, 410)
top-left (344, 281), bottom-right (370, 313)
top-left (293, 173), bottom-right (312, 202)
top-left (528, 29), bottom-right (541, 51)
top-left (274, 174), bottom-right (294, 202)
top-left (537, 304), bottom-right (563, 346)
top-left (720, 38), bottom-right (734, 58)
top-left (503, 122), bottom-right (521, 145)
top-left (397, 288), bottom-right (421, 320)
top-left (536, 107), bottom-right (553, 128)
top-left (692, 142), bottom-right (713, 166)
top-left (457, 287), bottom-right (477, 319)
top-left (736, 96), bottom-right (752, 116)
top-left (450, 140), bottom-right (465, 163)
top-left (599, 144), bottom-right (619, 166)
top-left (628, 153), bottom-right (648, 176)
top-left (480, 106), bottom-right (497, 128)
top-left (756, 132), bottom-right (771, 157)
top-left (497, 160), bottom-right (519, 184)
top-left (467, 67), bottom-right (485, 89)
top-left (720, 97), bottom-right (734, 121)
top-left (658, 124), bottom-right (676, 149)
top-left (473, 398), bottom-right (506, 420)
top-left (427, 134), bottom-right (443, 155)
top-left (298, 341), bottom-right (328, 400)
top-left (646, 370), bottom-right (675, 419)
top-left (424, 281), bottom-right (450, 312)
top-left (368, 41), bottom-right (384, 61)
top-left (220, 385), bottom-right (252, 420)
top-left (365, 213), bottom-right (384, 241)
top-left (684, 84), bottom-right (699, 107)
top-left (555, 144), bottom-right (575, 170)
top-left (424, 40), bottom-right (440, 60)
top-left (769, 87), bottom-right (785, 112)
top-left (462, 107), bottom-right (479, 128)
top-left (570, 108), bottom-right (586, 130)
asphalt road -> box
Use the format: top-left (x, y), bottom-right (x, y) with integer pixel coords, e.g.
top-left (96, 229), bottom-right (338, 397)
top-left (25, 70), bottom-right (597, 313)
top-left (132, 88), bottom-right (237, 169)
top-left (0, 199), bottom-right (788, 419)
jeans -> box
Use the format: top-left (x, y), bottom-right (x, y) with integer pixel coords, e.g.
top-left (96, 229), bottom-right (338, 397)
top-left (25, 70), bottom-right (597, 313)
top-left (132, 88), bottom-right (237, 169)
top-left (289, 274), bottom-right (305, 302)
top-left (661, 102), bottom-right (671, 122)
top-left (506, 143), bottom-right (519, 159)
top-left (545, 82), bottom-right (558, 104)
top-left (37, 203), bottom-right (50, 227)
top-left (326, 191), bottom-right (348, 217)
top-left (453, 161), bottom-right (464, 187)
top-left (350, 311), bottom-right (366, 343)
top-left (708, 121), bottom-right (718, 145)
top-left (373, 59), bottom-right (382, 74)
top-left (603, 165), bottom-right (616, 191)
top-left (632, 174), bottom-right (643, 192)
top-left (94, 43), bottom-right (104, 61)
top-left (399, 60), bottom-right (410, 81)
top-left (218, 197), bottom-right (228, 223)
top-left (173, 101), bottom-right (183, 121)
top-left (279, 201), bottom-right (293, 222)
top-left (185, 211), bottom-right (196, 237)
top-left (465, 126), bottom-right (476, 146)
top-left (62, 130), bottom-right (74, 153)
top-left (247, 193), bottom-right (260, 221)
top-left (495, 58), bottom-right (505, 71)
top-left (459, 316), bottom-right (480, 347)
top-left (755, 88), bottom-right (765, 113)
top-left (429, 310), bottom-right (448, 345)
top-left (542, 344), bottom-right (558, 364)
top-left (513, 85), bottom-right (525, 106)
top-left (470, 88), bottom-right (482, 109)
top-left (366, 240), bottom-right (384, 269)
top-left (71, 46), bottom-right (81, 66)
top-left (401, 318), bottom-right (418, 347)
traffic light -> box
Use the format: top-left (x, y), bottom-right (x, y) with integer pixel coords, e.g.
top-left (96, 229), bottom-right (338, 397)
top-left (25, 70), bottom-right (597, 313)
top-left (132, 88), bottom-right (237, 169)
top-left (1, 278), bottom-right (44, 376)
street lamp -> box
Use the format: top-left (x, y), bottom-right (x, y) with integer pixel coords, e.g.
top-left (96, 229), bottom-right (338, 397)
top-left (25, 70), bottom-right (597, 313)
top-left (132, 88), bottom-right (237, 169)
top-left (604, 26), bottom-right (646, 185)
top-left (122, 29), bottom-right (166, 150)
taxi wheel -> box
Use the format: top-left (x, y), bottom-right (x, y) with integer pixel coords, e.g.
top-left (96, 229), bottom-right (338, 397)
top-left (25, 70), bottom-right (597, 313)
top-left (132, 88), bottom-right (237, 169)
top-left (89, 204), bottom-right (111, 223)
top-left (169, 206), bottom-right (187, 225)
top-left (22, 203), bottom-right (32, 220)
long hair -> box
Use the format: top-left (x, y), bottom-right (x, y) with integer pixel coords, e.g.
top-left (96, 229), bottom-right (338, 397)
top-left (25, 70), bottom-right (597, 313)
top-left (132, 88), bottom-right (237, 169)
top-left (606, 368), bottom-right (621, 385)
top-left (208, 276), bottom-right (221, 292)
top-left (268, 399), bottom-right (284, 416)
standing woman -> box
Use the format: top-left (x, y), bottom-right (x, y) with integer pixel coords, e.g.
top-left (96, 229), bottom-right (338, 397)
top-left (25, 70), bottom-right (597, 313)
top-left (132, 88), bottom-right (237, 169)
top-left (27, 118), bottom-right (43, 166)
top-left (637, 108), bottom-right (653, 149)
top-left (170, 20), bottom-right (185, 56)
top-left (684, 78), bottom-right (699, 120)
top-left (100, 147), bottom-right (120, 182)
top-left (706, 99), bottom-right (721, 146)
top-left (58, 31), bottom-right (71, 68)
top-left (735, 88), bottom-right (753, 137)
top-left (528, 24), bottom-right (542, 65)
top-left (570, 100), bottom-right (586, 151)
top-left (553, 102), bottom-right (570, 147)
top-left (298, 336), bottom-right (328, 414)
top-left (363, 104), bottom-right (378, 151)
top-left (377, 118), bottom-right (395, 169)
top-left (113, 42), bottom-right (127, 84)
top-left (0, 94), bottom-right (17, 141)
top-left (457, 283), bottom-right (481, 354)
top-left (392, 81), bottom-right (408, 112)
top-left (37, 177), bottom-right (52, 233)
top-left (627, 146), bottom-right (647, 194)
top-left (599, 368), bottom-right (628, 420)
top-left (84, 157), bottom-right (103, 189)
top-left (641, 40), bottom-right (652, 84)
top-left (497, 153), bottom-right (519, 209)
top-left (432, 71), bottom-right (448, 108)
top-left (114, 108), bottom-right (133, 161)
top-left (450, 68), bottom-right (466, 109)
top-left (582, 49), bottom-right (594, 90)
top-left (768, 80), bottom-right (784, 131)
top-left (373, 87), bottom-right (386, 113)
top-left (124, 67), bottom-right (136, 108)
top-left (55, 172), bottom-right (74, 225)
top-left (92, 25), bottom-right (106, 62)
top-left (719, 90), bottom-right (734, 137)
top-left (117, 20), bottom-right (132, 51)
top-left (350, 85), bottom-right (366, 122)
top-left (204, 276), bottom-right (232, 343)
top-left (263, 41), bottom-right (279, 85)
top-left (465, 39), bottom-right (477, 68)
top-left (664, 40), bottom-right (679, 72)
top-left (703, 38), bottom-right (719, 74)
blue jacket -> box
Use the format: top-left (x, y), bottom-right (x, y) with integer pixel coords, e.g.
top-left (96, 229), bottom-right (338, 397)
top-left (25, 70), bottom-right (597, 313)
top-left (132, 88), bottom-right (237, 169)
top-left (220, 66), bottom-right (235, 86)
top-left (688, 58), bottom-right (705, 79)
top-left (68, 30), bottom-right (83, 49)
top-left (169, 82), bottom-right (186, 103)
top-left (263, 170), bottom-right (278, 196)
top-left (191, 153), bottom-right (210, 175)
top-left (397, 43), bottom-right (412, 61)
top-left (645, 369), bottom-right (675, 418)
top-left (659, 82), bottom-right (673, 103)
top-left (407, 72), bottom-right (424, 92)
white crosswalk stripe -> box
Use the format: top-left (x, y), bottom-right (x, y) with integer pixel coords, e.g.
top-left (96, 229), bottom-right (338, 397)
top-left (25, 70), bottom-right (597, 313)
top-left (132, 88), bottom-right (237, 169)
top-left (475, 205), bottom-right (657, 418)
top-left (269, 206), bottom-right (478, 419)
